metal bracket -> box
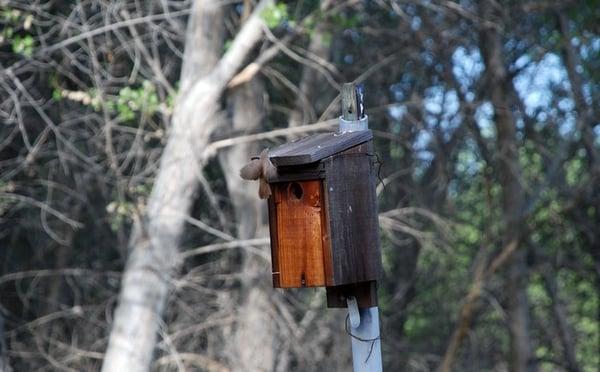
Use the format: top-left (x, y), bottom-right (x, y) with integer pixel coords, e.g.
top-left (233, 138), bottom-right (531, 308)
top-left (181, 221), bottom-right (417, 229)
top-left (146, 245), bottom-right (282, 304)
top-left (347, 296), bottom-right (361, 328)
top-left (339, 115), bottom-right (369, 133)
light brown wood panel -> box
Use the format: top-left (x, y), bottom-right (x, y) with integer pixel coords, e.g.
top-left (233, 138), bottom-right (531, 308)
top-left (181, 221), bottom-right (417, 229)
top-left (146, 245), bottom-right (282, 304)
top-left (272, 180), bottom-right (329, 287)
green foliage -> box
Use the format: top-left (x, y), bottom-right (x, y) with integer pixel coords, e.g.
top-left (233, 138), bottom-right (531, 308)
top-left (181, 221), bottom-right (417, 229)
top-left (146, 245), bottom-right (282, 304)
top-left (223, 39), bottom-right (233, 53)
top-left (320, 31), bottom-right (332, 47)
top-left (559, 270), bottom-right (600, 371)
top-left (51, 79), bottom-right (165, 123)
top-left (105, 200), bottom-right (135, 231)
top-left (2, 8), bottom-right (22, 22)
top-left (2, 8), bottom-right (35, 56)
top-left (262, 3), bottom-right (288, 29)
top-left (12, 35), bottom-right (34, 57)
top-left (116, 80), bottom-right (159, 121)
top-left (105, 184), bottom-right (150, 231)
top-left (51, 88), bottom-right (62, 101)
top-left (564, 155), bottom-right (586, 187)
top-left (166, 87), bottom-right (177, 111)
top-left (527, 275), bottom-right (551, 308)
top-left (0, 26), bottom-right (14, 43)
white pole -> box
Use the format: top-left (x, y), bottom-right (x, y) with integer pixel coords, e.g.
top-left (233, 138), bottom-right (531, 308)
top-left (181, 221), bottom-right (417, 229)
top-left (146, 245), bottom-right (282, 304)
top-left (349, 306), bottom-right (383, 372)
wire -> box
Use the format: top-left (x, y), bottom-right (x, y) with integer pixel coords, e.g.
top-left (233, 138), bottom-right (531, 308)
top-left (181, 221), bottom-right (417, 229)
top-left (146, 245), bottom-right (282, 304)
top-left (345, 313), bottom-right (381, 363)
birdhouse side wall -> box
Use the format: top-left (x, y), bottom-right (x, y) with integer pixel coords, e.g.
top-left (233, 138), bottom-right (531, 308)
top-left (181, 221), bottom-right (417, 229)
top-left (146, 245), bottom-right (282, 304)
top-left (322, 141), bottom-right (381, 285)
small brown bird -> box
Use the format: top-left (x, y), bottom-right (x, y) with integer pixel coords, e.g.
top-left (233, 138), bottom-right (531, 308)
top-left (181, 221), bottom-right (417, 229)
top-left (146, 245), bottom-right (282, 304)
top-left (240, 149), bottom-right (277, 199)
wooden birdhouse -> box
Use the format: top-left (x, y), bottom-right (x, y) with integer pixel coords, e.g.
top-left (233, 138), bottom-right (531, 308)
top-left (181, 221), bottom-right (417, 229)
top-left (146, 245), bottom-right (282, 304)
top-left (265, 128), bottom-right (381, 307)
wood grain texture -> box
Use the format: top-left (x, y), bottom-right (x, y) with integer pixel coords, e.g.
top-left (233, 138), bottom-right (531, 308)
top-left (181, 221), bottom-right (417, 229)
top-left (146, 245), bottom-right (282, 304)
top-left (270, 180), bottom-right (331, 287)
top-left (268, 196), bottom-right (280, 287)
top-left (323, 141), bottom-right (381, 285)
top-left (341, 83), bottom-right (358, 120)
top-left (268, 130), bottom-right (373, 166)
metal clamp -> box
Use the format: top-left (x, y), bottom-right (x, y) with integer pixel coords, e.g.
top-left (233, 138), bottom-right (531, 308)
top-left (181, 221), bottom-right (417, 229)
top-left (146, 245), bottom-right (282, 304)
top-left (339, 115), bottom-right (369, 133)
top-left (347, 296), bottom-right (361, 328)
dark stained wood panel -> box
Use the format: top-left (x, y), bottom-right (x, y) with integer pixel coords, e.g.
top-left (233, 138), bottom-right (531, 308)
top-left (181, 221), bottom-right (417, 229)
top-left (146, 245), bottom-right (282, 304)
top-left (270, 180), bottom-right (331, 287)
top-left (323, 141), bottom-right (381, 285)
top-left (268, 130), bottom-right (373, 166)
top-left (267, 162), bottom-right (325, 183)
top-left (326, 281), bottom-right (378, 308)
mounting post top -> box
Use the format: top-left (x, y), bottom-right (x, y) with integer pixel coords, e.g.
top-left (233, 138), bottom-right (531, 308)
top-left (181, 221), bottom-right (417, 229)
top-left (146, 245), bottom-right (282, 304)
top-left (340, 82), bottom-right (368, 133)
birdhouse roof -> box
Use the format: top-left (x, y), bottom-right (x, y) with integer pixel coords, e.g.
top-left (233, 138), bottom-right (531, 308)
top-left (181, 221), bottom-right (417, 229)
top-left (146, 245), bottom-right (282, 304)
top-left (268, 130), bottom-right (373, 167)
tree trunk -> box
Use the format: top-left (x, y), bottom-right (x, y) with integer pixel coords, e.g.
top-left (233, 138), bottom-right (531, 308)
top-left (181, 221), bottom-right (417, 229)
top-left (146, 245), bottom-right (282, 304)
top-left (219, 17), bottom-right (336, 367)
top-left (217, 79), bottom-right (278, 372)
top-left (542, 268), bottom-right (581, 372)
top-left (0, 311), bottom-right (11, 372)
top-left (556, 13), bottom-right (597, 166)
top-left (479, 3), bottom-right (534, 371)
top-left (101, 2), bottom-right (271, 371)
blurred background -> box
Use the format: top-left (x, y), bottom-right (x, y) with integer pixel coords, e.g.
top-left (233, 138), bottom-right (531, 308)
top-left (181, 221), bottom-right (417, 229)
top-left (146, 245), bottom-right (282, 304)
top-left (0, 0), bottom-right (598, 371)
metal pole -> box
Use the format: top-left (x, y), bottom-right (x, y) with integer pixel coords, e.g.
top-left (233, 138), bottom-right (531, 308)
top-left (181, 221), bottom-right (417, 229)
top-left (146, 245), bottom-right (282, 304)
top-left (340, 83), bottom-right (383, 372)
top-left (349, 306), bottom-right (383, 372)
